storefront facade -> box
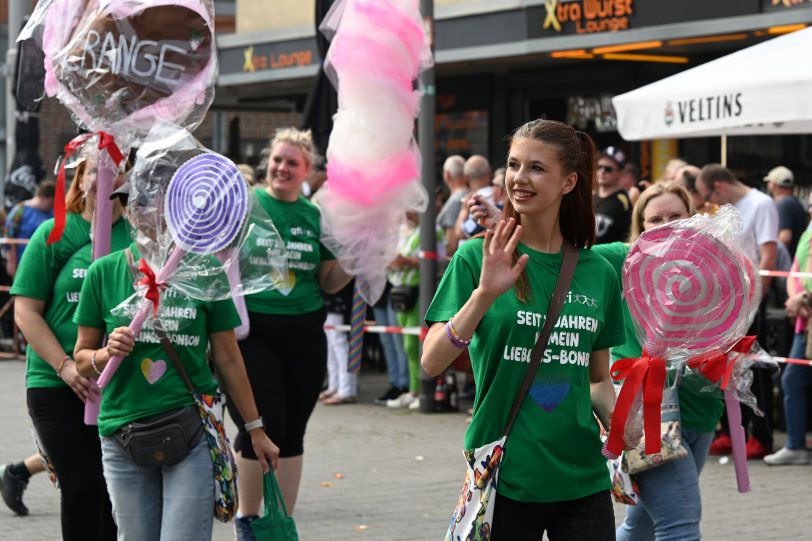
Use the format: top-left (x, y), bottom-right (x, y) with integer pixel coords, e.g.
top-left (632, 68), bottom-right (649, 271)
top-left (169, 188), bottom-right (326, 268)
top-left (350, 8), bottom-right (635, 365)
top-left (217, 0), bottom-right (812, 184)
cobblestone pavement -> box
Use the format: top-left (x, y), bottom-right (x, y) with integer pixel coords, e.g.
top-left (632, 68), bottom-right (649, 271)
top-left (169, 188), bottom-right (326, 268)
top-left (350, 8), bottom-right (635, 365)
top-left (0, 360), bottom-right (809, 540)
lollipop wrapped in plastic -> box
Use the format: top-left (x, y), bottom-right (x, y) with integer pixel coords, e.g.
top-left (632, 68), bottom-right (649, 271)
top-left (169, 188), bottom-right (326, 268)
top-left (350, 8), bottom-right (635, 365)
top-left (19, 0), bottom-right (216, 147)
top-left (97, 124), bottom-right (288, 387)
top-left (605, 206), bottom-right (760, 458)
top-left (317, 0), bottom-right (432, 303)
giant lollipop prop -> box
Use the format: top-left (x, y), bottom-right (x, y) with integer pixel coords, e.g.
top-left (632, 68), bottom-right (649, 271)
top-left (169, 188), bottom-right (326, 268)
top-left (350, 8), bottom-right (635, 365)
top-left (97, 153), bottom-right (248, 388)
top-left (606, 209), bottom-right (757, 464)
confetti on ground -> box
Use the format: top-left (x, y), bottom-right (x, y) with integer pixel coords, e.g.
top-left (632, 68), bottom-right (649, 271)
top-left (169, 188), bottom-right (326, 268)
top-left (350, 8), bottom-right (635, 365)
top-left (719, 456), bottom-right (730, 465)
top-left (321, 481), bottom-right (335, 487)
top-left (354, 525), bottom-right (368, 532)
top-left (335, 473), bottom-right (345, 479)
top-left (415, 455), bottom-right (424, 461)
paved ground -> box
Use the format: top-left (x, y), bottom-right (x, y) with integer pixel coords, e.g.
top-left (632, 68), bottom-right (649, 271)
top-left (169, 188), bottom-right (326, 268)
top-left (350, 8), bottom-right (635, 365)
top-left (0, 359), bottom-right (810, 540)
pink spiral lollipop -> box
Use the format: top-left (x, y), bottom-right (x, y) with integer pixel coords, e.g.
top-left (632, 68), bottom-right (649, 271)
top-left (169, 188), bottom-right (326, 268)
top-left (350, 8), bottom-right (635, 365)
top-left (623, 224), bottom-right (753, 360)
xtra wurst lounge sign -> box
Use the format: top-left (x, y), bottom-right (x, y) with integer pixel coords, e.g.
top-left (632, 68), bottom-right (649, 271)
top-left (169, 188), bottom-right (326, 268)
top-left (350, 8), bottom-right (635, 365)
top-left (664, 93), bottom-right (743, 128)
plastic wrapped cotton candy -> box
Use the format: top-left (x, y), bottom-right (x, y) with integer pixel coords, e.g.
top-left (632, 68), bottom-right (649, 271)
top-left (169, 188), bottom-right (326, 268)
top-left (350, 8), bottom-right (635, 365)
top-left (318, 0), bottom-right (433, 303)
top-left (96, 124), bottom-right (288, 388)
top-left (605, 206), bottom-right (760, 460)
top-left (18, 0), bottom-right (216, 148)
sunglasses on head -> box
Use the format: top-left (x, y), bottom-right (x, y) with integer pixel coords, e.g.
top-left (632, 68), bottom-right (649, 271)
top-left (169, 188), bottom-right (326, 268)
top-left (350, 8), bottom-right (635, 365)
top-left (597, 165), bottom-right (617, 173)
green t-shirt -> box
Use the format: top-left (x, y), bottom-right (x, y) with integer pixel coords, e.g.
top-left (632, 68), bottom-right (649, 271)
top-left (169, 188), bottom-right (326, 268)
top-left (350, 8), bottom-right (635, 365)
top-left (245, 190), bottom-right (335, 315)
top-left (73, 244), bottom-right (241, 437)
top-left (388, 225), bottom-right (445, 287)
top-left (11, 213), bottom-right (132, 389)
top-left (426, 240), bottom-right (625, 503)
top-left (591, 242), bottom-right (724, 433)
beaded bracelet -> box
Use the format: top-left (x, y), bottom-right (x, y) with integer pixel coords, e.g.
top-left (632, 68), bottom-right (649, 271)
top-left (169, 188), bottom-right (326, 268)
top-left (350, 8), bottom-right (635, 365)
top-left (91, 350), bottom-right (103, 376)
top-left (445, 317), bottom-right (472, 349)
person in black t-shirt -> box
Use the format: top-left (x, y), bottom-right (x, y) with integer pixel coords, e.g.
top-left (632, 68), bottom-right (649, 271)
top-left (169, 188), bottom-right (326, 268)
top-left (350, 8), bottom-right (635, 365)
top-left (594, 147), bottom-right (631, 244)
top-left (764, 165), bottom-right (808, 257)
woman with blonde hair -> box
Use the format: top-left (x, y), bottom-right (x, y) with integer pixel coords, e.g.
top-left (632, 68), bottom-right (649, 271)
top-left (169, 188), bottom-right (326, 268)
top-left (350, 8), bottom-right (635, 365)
top-left (593, 181), bottom-right (724, 540)
top-left (227, 127), bottom-right (352, 539)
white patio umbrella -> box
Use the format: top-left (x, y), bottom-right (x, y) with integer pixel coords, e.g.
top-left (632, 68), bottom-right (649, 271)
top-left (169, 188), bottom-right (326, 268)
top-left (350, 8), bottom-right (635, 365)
top-left (612, 27), bottom-right (812, 154)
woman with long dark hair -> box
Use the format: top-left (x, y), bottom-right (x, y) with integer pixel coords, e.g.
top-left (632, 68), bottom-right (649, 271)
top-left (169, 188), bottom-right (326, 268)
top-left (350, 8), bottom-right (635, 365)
top-left (423, 119), bottom-right (624, 539)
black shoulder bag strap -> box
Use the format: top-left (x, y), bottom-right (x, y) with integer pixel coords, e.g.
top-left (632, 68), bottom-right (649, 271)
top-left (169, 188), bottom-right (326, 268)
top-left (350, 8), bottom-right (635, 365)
top-left (502, 242), bottom-right (579, 439)
top-left (125, 248), bottom-right (196, 394)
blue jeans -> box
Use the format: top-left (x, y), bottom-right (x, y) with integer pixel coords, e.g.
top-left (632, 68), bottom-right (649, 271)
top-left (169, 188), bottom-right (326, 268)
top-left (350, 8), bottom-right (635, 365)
top-left (783, 333), bottom-right (812, 449)
top-left (616, 428), bottom-right (713, 541)
top-left (373, 300), bottom-right (409, 389)
top-left (101, 436), bottom-right (214, 541)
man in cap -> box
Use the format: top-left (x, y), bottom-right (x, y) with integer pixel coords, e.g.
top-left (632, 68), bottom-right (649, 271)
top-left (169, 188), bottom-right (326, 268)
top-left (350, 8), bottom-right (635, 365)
top-left (764, 165), bottom-right (808, 257)
top-left (594, 146), bottom-right (631, 244)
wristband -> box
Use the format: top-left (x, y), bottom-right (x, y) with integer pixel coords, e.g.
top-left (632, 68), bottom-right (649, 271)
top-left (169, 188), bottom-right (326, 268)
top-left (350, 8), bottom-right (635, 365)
top-left (445, 317), bottom-right (471, 349)
top-left (56, 355), bottom-right (72, 378)
top-left (91, 350), bottom-right (103, 376)
top-left (244, 417), bottom-right (265, 432)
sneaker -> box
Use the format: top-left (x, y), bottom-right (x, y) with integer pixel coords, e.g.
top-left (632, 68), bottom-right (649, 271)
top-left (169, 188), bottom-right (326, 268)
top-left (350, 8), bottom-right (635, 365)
top-left (234, 514), bottom-right (259, 541)
top-left (375, 386), bottom-right (405, 405)
top-left (708, 433), bottom-right (732, 455)
top-left (387, 392), bottom-right (417, 409)
top-left (764, 447), bottom-right (810, 466)
top-left (408, 396), bottom-right (421, 411)
top-left (0, 464), bottom-right (29, 516)
top-left (745, 436), bottom-right (771, 460)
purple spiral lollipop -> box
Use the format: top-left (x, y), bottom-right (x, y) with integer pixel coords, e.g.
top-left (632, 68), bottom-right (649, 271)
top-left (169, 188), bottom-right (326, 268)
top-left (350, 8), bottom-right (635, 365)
top-left (165, 153), bottom-right (249, 254)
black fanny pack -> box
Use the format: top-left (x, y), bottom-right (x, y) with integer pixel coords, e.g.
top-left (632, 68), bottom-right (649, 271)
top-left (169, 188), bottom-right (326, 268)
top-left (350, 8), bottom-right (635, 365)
top-left (390, 285), bottom-right (419, 312)
top-left (113, 406), bottom-right (203, 468)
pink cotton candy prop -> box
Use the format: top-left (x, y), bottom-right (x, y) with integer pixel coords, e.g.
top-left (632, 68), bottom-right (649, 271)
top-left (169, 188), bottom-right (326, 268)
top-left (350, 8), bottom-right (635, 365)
top-left (319, 0), bottom-right (433, 303)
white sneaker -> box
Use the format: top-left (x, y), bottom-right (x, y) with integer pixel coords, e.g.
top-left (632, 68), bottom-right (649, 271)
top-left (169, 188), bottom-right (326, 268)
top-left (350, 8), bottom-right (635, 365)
top-left (763, 447), bottom-right (810, 466)
top-left (386, 393), bottom-right (416, 409)
top-left (408, 397), bottom-right (421, 411)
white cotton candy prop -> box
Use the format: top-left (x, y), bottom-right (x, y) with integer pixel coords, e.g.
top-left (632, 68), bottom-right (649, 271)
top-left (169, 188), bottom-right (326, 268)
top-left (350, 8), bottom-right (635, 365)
top-left (318, 0), bottom-right (433, 303)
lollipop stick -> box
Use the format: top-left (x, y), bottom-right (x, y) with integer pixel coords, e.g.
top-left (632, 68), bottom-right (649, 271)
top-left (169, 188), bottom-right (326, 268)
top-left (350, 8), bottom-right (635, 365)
top-left (84, 152), bottom-right (115, 425)
top-left (97, 247), bottom-right (186, 388)
top-left (725, 386), bottom-right (750, 493)
top-left (92, 152), bottom-right (115, 259)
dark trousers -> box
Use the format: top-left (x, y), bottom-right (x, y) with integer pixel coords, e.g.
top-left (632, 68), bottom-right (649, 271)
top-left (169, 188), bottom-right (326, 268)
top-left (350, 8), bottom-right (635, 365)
top-left (27, 386), bottom-right (116, 541)
top-left (490, 490), bottom-right (615, 541)
top-left (226, 308), bottom-right (327, 458)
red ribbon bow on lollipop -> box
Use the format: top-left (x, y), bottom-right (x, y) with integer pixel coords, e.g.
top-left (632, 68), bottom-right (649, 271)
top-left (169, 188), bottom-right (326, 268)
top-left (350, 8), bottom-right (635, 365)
top-left (137, 259), bottom-right (167, 316)
top-left (47, 132), bottom-right (125, 245)
top-left (606, 350), bottom-right (667, 457)
top-left (686, 336), bottom-right (757, 390)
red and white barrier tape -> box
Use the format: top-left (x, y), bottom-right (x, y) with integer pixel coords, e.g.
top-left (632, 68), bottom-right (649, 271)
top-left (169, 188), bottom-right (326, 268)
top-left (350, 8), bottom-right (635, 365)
top-left (324, 324), bottom-right (424, 336)
top-left (772, 357), bottom-right (812, 366)
top-left (759, 269), bottom-right (812, 279)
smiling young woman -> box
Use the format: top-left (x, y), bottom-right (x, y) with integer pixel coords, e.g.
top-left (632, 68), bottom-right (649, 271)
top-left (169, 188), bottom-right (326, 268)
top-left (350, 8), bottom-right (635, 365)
top-left (422, 119), bottom-right (624, 540)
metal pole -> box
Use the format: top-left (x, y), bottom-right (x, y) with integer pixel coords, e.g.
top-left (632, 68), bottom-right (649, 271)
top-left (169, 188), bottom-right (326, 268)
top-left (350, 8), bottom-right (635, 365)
top-left (5, 0), bottom-right (26, 210)
top-left (418, 0), bottom-right (437, 413)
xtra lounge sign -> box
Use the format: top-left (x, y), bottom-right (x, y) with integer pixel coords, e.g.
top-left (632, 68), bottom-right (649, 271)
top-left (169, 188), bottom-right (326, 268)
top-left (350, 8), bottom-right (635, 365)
top-left (542, 0), bottom-right (635, 34)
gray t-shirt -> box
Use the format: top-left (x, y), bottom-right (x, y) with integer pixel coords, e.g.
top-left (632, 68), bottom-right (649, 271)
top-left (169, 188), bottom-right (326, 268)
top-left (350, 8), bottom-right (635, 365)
top-left (437, 189), bottom-right (468, 229)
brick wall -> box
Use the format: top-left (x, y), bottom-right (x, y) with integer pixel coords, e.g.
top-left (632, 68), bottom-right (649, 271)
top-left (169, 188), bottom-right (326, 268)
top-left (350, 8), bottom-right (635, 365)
top-left (37, 97), bottom-right (302, 173)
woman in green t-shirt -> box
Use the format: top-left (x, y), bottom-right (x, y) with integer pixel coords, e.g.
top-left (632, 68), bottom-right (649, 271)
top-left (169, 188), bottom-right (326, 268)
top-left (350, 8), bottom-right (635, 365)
top-left (423, 119), bottom-right (624, 540)
top-left (227, 128), bottom-right (352, 536)
top-left (596, 182), bottom-right (724, 541)
top-left (11, 160), bottom-right (129, 539)
top-left (72, 182), bottom-right (280, 541)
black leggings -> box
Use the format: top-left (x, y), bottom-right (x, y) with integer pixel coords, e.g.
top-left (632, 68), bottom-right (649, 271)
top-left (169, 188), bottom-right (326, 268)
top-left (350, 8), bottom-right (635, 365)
top-left (226, 308), bottom-right (327, 458)
top-left (490, 490), bottom-right (615, 541)
top-left (27, 386), bottom-right (116, 541)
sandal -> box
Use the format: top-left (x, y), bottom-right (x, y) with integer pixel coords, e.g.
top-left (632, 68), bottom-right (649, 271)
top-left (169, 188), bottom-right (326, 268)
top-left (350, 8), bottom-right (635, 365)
top-left (322, 395), bottom-right (358, 405)
top-left (319, 390), bottom-right (337, 401)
